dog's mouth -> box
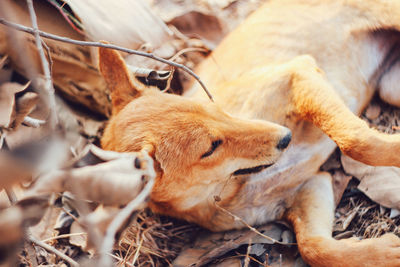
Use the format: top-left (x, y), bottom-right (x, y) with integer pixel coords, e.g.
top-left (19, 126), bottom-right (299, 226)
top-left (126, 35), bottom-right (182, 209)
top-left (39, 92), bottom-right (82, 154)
top-left (233, 163), bottom-right (274, 176)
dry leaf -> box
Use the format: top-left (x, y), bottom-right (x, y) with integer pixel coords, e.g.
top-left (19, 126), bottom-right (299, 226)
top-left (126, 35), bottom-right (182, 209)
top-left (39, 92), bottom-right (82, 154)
top-left (63, 0), bottom-right (172, 49)
top-left (0, 195), bottom-right (48, 246)
top-left (341, 155), bottom-right (400, 209)
top-left (55, 95), bottom-right (103, 153)
top-left (209, 258), bottom-right (241, 267)
top-left (4, 84), bottom-right (52, 150)
top-left (0, 151), bottom-right (33, 189)
top-left (69, 220), bottom-right (88, 249)
top-left (17, 195), bottom-right (49, 226)
top-left (26, 146), bottom-right (154, 206)
top-left (0, 0), bottom-right (112, 117)
top-left (0, 82), bottom-right (28, 127)
top-left (390, 208), bottom-right (400, 218)
top-left (149, 0), bottom-right (263, 33)
top-left (0, 206), bottom-right (23, 245)
top-left (173, 223), bottom-right (294, 267)
top-left (5, 124), bottom-right (51, 150)
top-left (84, 205), bottom-right (120, 240)
top-left (14, 92), bottom-right (39, 127)
top-left (332, 171), bottom-right (352, 206)
top-left (0, 55), bottom-right (12, 85)
top-left (29, 205), bottom-right (61, 241)
top-left (169, 11), bottom-right (225, 48)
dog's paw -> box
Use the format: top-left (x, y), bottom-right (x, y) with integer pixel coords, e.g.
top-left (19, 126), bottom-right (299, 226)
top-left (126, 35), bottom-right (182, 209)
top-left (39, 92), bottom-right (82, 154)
top-left (299, 234), bottom-right (400, 267)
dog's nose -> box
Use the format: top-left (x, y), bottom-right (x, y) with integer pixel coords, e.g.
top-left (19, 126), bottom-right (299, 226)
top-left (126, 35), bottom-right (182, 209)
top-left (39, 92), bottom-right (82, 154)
top-left (277, 131), bottom-right (292, 150)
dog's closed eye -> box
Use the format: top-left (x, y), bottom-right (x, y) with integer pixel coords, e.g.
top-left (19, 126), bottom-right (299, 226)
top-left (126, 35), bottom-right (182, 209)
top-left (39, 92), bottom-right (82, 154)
top-left (201, 139), bottom-right (223, 158)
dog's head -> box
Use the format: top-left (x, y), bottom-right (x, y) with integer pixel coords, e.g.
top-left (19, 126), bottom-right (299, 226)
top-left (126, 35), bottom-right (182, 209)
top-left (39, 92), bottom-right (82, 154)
top-left (99, 48), bottom-right (291, 227)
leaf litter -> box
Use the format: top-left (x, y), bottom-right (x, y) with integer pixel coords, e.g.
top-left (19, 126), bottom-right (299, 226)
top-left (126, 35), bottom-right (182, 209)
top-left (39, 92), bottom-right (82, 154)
top-left (0, 0), bottom-right (399, 266)
top-left (332, 96), bottom-right (400, 240)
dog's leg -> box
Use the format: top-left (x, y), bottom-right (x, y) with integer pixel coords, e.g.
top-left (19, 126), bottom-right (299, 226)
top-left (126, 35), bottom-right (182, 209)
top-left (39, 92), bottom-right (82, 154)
top-left (287, 55), bottom-right (400, 167)
top-left (285, 173), bottom-right (400, 267)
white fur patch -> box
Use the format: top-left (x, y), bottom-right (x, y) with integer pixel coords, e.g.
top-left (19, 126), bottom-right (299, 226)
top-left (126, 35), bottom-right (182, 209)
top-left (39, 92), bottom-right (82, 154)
top-left (379, 60), bottom-right (400, 107)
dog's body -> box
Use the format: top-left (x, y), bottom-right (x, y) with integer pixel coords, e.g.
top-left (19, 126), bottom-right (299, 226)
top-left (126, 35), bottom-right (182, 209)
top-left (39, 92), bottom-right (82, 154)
top-left (100, 0), bottom-right (400, 266)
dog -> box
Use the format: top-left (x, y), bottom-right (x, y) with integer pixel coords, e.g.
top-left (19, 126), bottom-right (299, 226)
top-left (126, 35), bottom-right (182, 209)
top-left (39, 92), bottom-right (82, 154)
top-left (100, 0), bottom-right (400, 266)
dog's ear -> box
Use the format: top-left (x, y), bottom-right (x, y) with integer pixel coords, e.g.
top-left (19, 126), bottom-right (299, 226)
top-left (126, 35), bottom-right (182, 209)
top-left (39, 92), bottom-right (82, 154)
top-left (99, 46), bottom-right (146, 115)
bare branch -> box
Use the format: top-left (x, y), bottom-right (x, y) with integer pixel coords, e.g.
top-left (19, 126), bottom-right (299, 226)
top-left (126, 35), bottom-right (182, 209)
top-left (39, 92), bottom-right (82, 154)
top-left (29, 235), bottom-right (79, 267)
top-left (41, 232), bottom-right (87, 243)
top-left (168, 47), bottom-right (209, 62)
top-left (0, 18), bottom-right (214, 101)
top-left (214, 200), bottom-right (296, 246)
top-left (25, 0), bottom-right (58, 128)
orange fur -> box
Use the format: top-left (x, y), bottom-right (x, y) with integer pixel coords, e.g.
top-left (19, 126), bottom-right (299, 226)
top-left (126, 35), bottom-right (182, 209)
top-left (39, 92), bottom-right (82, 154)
top-left (101, 1), bottom-right (400, 266)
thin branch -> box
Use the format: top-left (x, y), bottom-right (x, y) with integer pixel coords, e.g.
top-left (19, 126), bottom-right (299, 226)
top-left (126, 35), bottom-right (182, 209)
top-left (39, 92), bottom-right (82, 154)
top-left (99, 151), bottom-right (156, 267)
top-left (130, 236), bottom-right (144, 266)
top-left (29, 235), bottom-right (79, 267)
top-left (0, 18), bottom-right (214, 101)
top-left (108, 253), bottom-right (134, 267)
top-left (168, 47), bottom-right (209, 62)
top-left (243, 240), bottom-right (251, 267)
top-left (0, 130), bottom-right (4, 149)
top-left (26, 0), bottom-right (58, 128)
top-left (0, 54), bottom-right (8, 68)
top-left (41, 39), bottom-right (54, 76)
top-left (5, 188), bottom-right (18, 204)
top-left (214, 200), bottom-right (296, 246)
top-left (41, 232), bottom-right (87, 243)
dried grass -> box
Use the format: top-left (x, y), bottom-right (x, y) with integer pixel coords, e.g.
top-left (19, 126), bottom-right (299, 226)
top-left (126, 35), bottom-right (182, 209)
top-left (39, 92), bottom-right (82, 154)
top-left (335, 181), bottom-right (400, 239)
top-left (115, 210), bottom-right (199, 266)
top-left (333, 95), bottom-right (400, 240)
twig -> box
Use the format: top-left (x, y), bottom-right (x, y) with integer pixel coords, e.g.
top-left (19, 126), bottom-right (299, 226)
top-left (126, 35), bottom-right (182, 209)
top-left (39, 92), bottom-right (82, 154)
top-left (41, 39), bottom-right (54, 76)
top-left (41, 232), bottom-right (87, 243)
top-left (29, 235), bottom-right (79, 266)
top-left (131, 236), bottom-right (144, 265)
top-left (99, 151), bottom-right (156, 267)
top-left (5, 188), bottom-right (18, 204)
top-left (108, 253), bottom-right (134, 267)
top-left (0, 54), bottom-right (8, 68)
top-left (0, 130), bottom-right (4, 149)
top-left (214, 200), bottom-right (296, 246)
top-left (265, 253), bottom-right (269, 267)
top-left (26, 0), bottom-right (58, 128)
top-left (0, 18), bottom-right (214, 102)
top-left (168, 47), bottom-right (209, 62)
top-left (243, 240), bottom-right (251, 267)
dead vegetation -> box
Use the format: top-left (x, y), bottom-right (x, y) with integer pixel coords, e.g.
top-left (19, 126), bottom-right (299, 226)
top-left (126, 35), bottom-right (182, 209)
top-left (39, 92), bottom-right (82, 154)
top-left (334, 96), bottom-right (400, 240)
top-left (0, 0), bottom-right (399, 266)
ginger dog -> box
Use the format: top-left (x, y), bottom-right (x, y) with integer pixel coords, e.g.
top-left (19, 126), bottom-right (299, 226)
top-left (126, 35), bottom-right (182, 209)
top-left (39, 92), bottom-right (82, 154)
top-left (100, 0), bottom-right (400, 266)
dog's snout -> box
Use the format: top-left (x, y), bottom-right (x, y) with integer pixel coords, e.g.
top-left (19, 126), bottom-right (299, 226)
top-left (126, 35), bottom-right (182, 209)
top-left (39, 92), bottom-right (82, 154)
top-left (277, 131), bottom-right (292, 150)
